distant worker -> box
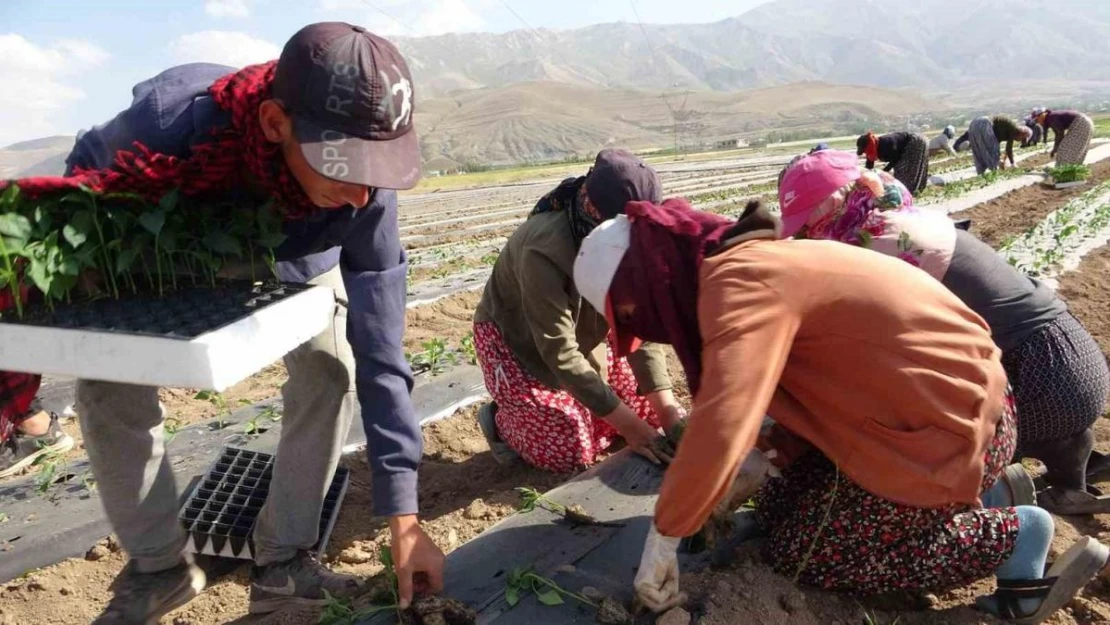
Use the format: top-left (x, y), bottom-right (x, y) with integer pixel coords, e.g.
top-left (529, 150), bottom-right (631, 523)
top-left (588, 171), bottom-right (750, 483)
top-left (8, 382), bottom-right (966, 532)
top-left (967, 115), bottom-right (1033, 175)
top-left (928, 125), bottom-right (958, 157)
top-left (954, 129), bottom-right (971, 153)
top-left (855, 131), bottom-right (929, 194)
top-left (1037, 109), bottom-right (1094, 165)
top-left (1021, 117), bottom-right (1043, 148)
top-left (472, 149), bottom-right (684, 472)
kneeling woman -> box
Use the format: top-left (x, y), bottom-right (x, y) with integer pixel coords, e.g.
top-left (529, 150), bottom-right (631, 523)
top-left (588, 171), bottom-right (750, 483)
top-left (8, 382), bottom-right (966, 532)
top-left (776, 150), bottom-right (1110, 514)
top-left (473, 149), bottom-right (684, 472)
top-left (574, 199), bottom-right (1108, 623)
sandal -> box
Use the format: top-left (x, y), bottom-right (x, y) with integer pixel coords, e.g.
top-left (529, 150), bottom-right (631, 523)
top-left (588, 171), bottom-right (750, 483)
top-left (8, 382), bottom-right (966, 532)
top-left (1038, 485), bottom-right (1110, 515)
top-left (1087, 450), bottom-right (1110, 484)
top-left (989, 537), bottom-right (1109, 625)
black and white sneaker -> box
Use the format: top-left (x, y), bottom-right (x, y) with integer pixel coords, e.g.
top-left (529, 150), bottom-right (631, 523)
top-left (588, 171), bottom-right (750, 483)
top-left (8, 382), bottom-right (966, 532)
top-left (0, 412), bottom-right (74, 480)
top-left (92, 558), bottom-right (206, 625)
top-left (249, 550), bottom-right (364, 614)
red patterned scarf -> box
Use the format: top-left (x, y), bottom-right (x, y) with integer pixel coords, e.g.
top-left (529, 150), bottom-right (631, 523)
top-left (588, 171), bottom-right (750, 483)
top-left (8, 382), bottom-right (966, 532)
top-left (3, 61), bottom-right (316, 218)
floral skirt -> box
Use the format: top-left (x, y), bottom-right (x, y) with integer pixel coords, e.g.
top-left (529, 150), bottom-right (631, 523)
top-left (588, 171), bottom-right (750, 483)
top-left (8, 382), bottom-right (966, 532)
top-left (0, 284), bottom-right (38, 443)
top-left (1056, 114), bottom-right (1094, 165)
top-left (753, 391), bottom-right (1020, 594)
top-left (472, 321), bottom-right (659, 473)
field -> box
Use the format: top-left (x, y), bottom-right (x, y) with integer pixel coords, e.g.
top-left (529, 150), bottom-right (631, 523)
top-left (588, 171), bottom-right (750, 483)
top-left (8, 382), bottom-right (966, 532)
top-left (4, 139), bottom-right (1110, 625)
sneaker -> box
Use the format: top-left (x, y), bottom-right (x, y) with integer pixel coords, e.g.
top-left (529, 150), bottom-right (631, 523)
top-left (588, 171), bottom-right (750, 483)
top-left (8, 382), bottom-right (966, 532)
top-left (92, 558), bottom-right (206, 625)
top-left (0, 412), bottom-right (75, 480)
top-left (249, 550), bottom-right (364, 614)
top-left (1001, 464), bottom-right (1037, 507)
top-left (476, 402), bottom-right (520, 465)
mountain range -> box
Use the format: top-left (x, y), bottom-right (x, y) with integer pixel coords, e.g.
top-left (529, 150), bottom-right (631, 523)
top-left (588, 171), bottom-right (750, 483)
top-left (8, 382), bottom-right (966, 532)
top-left (396, 0), bottom-right (1110, 97)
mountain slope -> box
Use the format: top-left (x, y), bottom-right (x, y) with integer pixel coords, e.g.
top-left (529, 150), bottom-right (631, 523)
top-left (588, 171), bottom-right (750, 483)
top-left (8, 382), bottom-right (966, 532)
top-left (394, 0), bottom-right (1110, 98)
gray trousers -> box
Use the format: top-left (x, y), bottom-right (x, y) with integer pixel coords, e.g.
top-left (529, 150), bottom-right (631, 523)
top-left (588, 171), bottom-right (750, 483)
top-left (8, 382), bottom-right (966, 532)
top-left (77, 267), bottom-right (356, 572)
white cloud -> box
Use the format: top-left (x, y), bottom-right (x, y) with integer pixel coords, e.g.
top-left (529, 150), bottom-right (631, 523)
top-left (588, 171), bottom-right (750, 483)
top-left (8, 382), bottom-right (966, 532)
top-left (0, 34), bottom-right (109, 147)
top-left (205, 0), bottom-right (251, 18)
top-left (317, 0), bottom-right (489, 36)
top-left (168, 31), bottom-right (280, 68)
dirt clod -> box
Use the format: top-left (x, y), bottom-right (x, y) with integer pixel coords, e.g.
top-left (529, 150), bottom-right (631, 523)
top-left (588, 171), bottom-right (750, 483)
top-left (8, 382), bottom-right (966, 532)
top-left (463, 499), bottom-right (489, 520)
top-left (655, 606), bottom-right (691, 625)
top-left (85, 544), bottom-right (110, 561)
top-left (595, 596), bottom-right (632, 625)
top-left (337, 546), bottom-right (374, 565)
top-left (402, 595), bottom-right (476, 625)
top-left (779, 591), bottom-right (805, 614)
top-left (26, 579), bottom-right (47, 592)
top-left (105, 535), bottom-right (122, 552)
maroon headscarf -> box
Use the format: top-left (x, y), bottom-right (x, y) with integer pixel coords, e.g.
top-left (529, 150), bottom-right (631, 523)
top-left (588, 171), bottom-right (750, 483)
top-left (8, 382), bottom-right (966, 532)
top-left (606, 198), bottom-right (781, 396)
top-left (1, 61), bottom-right (316, 218)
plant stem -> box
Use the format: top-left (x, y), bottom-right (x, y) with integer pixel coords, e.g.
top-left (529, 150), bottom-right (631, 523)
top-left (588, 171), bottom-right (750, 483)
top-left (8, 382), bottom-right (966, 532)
top-left (0, 237), bottom-right (23, 318)
top-left (154, 234), bottom-right (162, 297)
top-left (89, 201), bottom-right (120, 299)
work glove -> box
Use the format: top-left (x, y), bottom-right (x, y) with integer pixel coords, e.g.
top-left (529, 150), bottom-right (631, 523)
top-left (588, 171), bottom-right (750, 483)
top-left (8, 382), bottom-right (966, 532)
top-left (634, 525), bottom-right (685, 612)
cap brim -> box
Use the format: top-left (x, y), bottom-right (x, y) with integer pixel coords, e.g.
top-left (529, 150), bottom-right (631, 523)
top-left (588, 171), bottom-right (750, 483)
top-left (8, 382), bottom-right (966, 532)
top-left (294, 115), bottom-right (421, 190)
top-left (780, 210), bottom-right (811, 239)
top-left (604, 297), bottom-right (643, 358)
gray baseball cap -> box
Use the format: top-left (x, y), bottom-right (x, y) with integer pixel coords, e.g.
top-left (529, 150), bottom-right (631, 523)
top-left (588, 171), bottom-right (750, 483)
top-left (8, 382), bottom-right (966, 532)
top-left (272, 22), bottom-right (421, 190)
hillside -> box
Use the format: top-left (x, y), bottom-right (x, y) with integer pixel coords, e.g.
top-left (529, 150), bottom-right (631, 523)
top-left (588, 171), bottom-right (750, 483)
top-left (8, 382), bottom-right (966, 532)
top-left (394, 0), bottom-right (1110, 98)
top-left (416, 81), bottom-right (942, 166)
top-left (0, 80), bottom-right (940, 175)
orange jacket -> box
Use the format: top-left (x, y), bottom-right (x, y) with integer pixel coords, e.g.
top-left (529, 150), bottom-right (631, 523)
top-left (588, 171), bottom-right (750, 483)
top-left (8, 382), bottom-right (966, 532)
top-left (655, 239), bottom-right (1006, 537)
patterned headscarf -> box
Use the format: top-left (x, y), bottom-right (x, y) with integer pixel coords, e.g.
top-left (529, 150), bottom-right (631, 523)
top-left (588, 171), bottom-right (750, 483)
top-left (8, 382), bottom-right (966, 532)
top-left (799, 170), bottom-right (956, 280)
top-left (2, 61), bottom-right (318, 219)
top-left (528, 176), bottom-right (598, 245)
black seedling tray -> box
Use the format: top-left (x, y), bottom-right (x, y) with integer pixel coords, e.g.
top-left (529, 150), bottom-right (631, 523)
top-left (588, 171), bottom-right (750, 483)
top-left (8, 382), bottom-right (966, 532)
top-left (10, 281), bottom-right (308, 340)
top-left (179, 446), bottom-right (349, 561)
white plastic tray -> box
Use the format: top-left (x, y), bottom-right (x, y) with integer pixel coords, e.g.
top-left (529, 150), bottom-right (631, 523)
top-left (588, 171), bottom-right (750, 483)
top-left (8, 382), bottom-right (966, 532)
top-left (1054, 180), bottom-right (1087, 189)
top-left (0, 285), bottom-right (334, 391)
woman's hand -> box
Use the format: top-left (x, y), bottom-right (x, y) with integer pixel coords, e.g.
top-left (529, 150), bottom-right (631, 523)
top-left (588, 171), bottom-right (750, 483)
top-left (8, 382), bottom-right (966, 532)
top-left (645, 389), bottom-right (686, 432)
top-left (603, 403), bottom-right (674, 464)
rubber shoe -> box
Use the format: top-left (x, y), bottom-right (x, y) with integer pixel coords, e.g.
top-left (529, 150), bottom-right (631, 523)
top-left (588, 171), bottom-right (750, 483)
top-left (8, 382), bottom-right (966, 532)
top-left (1002, 464), bottom-right (1037, 507)
top-left (249, 550), bottom-right (364, 614)
top-left (92, 559), bottom-right (206, 625)
top-left (476, 402), bottom-right (520, 465)
top-left (0, 412), bottom-right (75, 480)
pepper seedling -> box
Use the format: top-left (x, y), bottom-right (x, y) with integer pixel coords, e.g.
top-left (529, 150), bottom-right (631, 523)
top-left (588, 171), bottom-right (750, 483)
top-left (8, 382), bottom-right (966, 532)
top-left (515, 487), bottom-right (622, 528)
top-left (505, 567), bottom-right (595, 609)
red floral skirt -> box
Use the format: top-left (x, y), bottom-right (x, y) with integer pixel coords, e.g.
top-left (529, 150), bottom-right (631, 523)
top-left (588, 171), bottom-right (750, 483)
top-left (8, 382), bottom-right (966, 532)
top-left (473, 321), bottom-right (659, 472)
top-left (754, 391), bottom-right (1021, 594)
top-left (0, 283), bottom-right (39, 443)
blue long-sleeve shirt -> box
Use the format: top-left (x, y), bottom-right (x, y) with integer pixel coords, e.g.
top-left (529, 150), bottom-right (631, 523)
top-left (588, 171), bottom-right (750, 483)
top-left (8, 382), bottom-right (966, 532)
top-left (65, 63), bottom-right (421, 516)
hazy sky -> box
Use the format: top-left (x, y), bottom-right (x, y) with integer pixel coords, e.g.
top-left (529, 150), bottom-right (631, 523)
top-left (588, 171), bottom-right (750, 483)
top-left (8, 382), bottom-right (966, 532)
top-left (0, 0), bottom-right (774, 147)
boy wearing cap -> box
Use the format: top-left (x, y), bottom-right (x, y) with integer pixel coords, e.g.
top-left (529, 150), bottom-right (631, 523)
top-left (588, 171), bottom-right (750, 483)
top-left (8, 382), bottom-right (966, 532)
top-left (471, 149), bottom-right (685, 473)
top-left (15, 23), bottom-right (445, 624)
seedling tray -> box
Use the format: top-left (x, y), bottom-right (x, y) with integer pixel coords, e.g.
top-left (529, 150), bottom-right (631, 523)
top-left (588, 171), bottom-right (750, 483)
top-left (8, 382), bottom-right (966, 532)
top-left (0, 281), bottom-right (334, 391)
top-left (1054, 180), bottom-right (1087, 189)
top-left (179, 447), bottom-right (349, 560)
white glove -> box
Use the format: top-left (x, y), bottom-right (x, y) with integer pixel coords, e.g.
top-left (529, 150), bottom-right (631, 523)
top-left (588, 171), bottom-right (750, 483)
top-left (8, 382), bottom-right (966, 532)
top-left (634, 525), bottom-right (685, 612)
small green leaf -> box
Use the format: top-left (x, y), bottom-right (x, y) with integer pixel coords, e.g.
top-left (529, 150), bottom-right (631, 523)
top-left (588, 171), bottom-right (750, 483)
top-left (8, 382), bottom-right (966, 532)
top-left (505, 586), bottom-right (520, 606)
top-left (0, 213), bottom-right (33, 244)
top-left (193, 390), bottom-right (213, 400)
top-left (139, 210), bottom-right (166, 236)
top-left (536, 588), bottom-right (564, 606)
top-left (115, 248), bottom-right (139, 275)
top-left (258, 232), bottom-right (288, 249)
top-left (202, 232), bottom-right (243, 257)
top-left (62, 210), bottom-right (93, 248)
top-left (158, 188), bottom-right (180, 212)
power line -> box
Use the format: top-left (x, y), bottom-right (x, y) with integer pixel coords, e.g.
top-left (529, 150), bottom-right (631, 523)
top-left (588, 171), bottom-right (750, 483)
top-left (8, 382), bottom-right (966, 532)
top-left (629, 0), bottom-right (694, 155)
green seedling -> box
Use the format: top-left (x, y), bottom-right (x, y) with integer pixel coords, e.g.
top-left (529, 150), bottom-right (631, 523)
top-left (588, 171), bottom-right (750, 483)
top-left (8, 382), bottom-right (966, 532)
top-left (409, 338), bottom-right (457, 375)
top-left (515, 487), bottom-right (615, 527)
top-left (505, 567), bottom-right (595, 608)
top-left (479, 251), bottom-right (500, 266)
top-left (0, 512), bottom-right (8, 523)
top-left (244, 406), bottom-right (283, 436)
top-left (195, 390), bottom-right (233, 430)
top-left (460, 334), bottom-right (477, 365)
top-left (80, 472), bottom-right (98, 493)
top-left (32, 444), bottom-right (68, 499)
top-left (317, 545), bottom-right (401, 625)
top-left (860, 606), bottom-right (900, 625)
top-left (163, 417), bottom-right (183, 444)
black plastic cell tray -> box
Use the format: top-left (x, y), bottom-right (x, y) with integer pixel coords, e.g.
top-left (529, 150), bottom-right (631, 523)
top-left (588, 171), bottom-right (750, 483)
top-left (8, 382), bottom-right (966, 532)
top-left (178, 446), bottom-right (349, 560)
top-left (11, 281), bottom-right (309, 340)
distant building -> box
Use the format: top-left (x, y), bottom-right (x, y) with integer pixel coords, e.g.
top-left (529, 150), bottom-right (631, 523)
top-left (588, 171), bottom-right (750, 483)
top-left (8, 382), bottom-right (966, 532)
top-left (714, 138), bottom-right (750, 149)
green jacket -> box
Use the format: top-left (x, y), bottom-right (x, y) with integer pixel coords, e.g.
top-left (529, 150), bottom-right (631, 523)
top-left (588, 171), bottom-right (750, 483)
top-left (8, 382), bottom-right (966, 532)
top-left (475, 210), bottom-right (672, 415)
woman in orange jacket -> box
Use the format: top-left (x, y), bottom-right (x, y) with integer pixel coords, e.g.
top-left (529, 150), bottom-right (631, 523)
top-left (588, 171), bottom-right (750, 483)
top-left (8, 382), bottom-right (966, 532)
top-left (573, 198), bottom-right (1108, 624)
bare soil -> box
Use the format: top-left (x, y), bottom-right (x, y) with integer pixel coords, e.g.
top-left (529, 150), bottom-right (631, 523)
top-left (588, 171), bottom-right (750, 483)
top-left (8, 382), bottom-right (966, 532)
top-left (0, 405), bottom-right (569, 625)
top-left (403, 291), bottom-right (482, 354)
top-left (950, 159), bottom-right (1110, 248)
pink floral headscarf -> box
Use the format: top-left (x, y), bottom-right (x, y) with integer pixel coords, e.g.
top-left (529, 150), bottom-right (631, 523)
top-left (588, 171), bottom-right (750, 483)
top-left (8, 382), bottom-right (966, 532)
top-left (800, 169), bottom-right (956, 280)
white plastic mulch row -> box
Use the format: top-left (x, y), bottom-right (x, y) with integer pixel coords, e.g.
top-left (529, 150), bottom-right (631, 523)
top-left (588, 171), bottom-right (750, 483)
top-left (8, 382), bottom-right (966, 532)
top-left (929, 142), bottom-right (1110, 216)
top-left (999, 180), bottom-right (1110, 288)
